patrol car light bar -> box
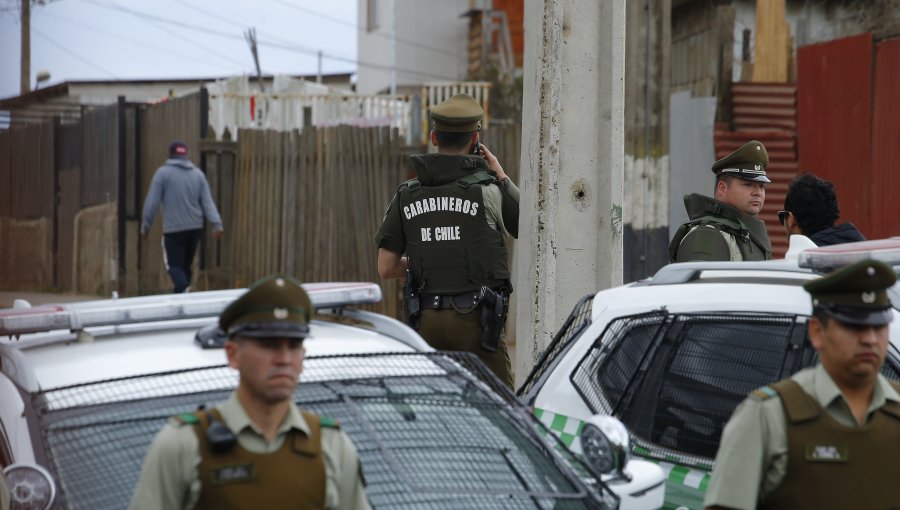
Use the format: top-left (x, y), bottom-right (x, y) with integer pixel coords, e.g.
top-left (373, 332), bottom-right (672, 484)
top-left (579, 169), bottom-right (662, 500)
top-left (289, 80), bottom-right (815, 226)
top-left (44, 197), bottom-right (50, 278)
top-left (798, 238), bottom-right (900, 272)
top-left (0, 283), bottom-right (383, 337)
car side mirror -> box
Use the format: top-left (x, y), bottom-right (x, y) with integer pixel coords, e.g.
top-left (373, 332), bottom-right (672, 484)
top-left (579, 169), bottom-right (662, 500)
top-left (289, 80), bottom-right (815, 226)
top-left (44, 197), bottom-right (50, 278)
top-left (579, 415), bottom-right (632, 482)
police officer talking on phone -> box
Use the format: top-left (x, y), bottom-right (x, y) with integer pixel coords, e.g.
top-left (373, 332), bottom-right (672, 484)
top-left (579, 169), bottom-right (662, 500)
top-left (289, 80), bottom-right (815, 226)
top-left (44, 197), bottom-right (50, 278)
top-left (375, 93), bottom-right (519, 387)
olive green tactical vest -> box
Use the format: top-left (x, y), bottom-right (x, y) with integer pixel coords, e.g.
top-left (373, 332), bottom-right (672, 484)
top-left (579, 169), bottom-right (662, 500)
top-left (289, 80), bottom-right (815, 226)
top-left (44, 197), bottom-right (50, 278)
top-left (760, 379), bottom-right (900, 510)
top-left (190, 408), bottom-right (332, 510)
top-left (668, 193), bottom-right (772, 262)
top-left (400, 154), bottom-right (510, 295)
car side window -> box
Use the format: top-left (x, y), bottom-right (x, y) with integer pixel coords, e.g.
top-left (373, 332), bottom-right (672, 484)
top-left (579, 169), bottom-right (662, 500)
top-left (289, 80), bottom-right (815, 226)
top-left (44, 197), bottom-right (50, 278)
top-left (572, 312), bottom-right (801, 465)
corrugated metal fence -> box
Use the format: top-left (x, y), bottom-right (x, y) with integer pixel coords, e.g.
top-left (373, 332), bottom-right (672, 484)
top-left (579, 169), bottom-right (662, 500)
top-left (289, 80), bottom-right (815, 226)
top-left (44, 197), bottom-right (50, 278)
top-left (798, 32), bottom-right (900, 240)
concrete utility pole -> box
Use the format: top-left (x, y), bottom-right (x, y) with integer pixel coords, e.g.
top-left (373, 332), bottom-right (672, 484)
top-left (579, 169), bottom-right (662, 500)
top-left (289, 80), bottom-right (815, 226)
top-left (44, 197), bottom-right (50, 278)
top-left (21, 0), bottom-right (31, 95)
top-left (515, 0), bottom-right (626, 385)
top-left (389, 0), bottom-right (397, 96)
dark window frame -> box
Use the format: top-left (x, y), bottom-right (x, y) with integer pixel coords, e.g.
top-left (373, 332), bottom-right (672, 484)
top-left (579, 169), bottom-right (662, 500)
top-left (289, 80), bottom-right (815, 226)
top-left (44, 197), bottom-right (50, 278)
top-left (570, 311), bottom-right (805, 467)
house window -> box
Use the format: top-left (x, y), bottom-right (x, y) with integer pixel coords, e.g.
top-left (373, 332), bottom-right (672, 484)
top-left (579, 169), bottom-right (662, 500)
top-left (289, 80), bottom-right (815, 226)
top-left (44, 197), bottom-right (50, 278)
top-left (367, 0), bottom-right (379, 32)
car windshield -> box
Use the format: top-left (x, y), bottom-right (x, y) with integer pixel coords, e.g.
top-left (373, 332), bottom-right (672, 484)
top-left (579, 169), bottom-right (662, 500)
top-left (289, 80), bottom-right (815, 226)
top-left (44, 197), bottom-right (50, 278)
top-left (29, 352), bottom-right (617, 509)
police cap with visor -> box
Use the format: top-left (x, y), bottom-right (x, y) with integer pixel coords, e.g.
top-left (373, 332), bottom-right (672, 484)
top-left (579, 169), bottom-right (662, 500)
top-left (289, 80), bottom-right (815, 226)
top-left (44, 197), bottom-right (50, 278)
top-left (804, 259), bottom-right (897, 326)
top-left (712, 140), bottom-right (770, 183)
top-left (219, 274), bottom-right (312, 339)
top-left (430, 94), bottom-right (484, 133)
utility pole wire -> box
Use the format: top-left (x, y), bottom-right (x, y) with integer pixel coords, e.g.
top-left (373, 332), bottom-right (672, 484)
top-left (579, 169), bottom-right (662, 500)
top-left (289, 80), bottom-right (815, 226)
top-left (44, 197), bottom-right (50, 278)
top-left (244, 27), bottom-right (264, 92)
top-left (70, 0), bottom-right (458, 82)
top-left (21, 0), bottom-right (31, 94)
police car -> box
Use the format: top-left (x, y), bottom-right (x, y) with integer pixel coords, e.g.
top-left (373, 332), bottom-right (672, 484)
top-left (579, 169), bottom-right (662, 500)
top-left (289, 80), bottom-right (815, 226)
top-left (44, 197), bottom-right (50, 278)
top-left (0, 282), bottom-right (665, 509)
top-left (518, 238), bottom-right (900, 510)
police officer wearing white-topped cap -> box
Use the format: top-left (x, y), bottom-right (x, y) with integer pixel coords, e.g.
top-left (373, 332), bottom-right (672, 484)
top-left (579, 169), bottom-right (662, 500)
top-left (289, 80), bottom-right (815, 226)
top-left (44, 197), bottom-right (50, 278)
top-left (130, 274), bottom-right (370, 510)
top-left (669, 140), bottom-right (773, 262)
top-left (705, 260), bottom-right (900, 510)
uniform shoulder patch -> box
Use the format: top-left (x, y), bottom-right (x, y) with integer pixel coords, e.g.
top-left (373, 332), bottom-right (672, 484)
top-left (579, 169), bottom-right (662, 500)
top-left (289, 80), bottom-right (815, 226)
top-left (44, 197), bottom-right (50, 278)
top-left (319, 415), bottom-right (341, 429)
top-left (173, 412), bottom-right (201, 426)
top-left (750, 386), bottom-right (779, 402)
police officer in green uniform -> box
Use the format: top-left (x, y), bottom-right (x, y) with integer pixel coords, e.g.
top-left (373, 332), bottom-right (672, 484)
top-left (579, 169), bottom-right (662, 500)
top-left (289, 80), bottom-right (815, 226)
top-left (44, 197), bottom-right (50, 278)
top-left (129, 275), bottom-right (370, 510)
top-left (669, 140), bottom-right (773, 262)
top-left (375, 93), bottom-right (519, 388)
top-left (0, 472), bottom-right (9, 510)
top-left (705, 260), bottom-right (900, 510)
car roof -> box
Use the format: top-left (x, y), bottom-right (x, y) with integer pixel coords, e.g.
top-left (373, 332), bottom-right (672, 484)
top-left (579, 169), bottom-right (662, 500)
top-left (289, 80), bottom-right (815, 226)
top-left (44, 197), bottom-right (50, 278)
top-left (11, 319), bottom-right (417, 391)
top-left (0, 283), bottom-right (431, 392)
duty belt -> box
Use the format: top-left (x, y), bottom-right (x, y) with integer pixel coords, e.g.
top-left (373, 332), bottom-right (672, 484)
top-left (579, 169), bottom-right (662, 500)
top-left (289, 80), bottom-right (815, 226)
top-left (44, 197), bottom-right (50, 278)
top-left (420, 292), bottom-right (480, 311)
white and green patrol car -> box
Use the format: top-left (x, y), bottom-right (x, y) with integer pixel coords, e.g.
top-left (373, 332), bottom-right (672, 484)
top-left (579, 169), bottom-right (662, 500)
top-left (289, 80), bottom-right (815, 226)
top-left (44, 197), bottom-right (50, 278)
top-left (518, 238), bottom-right (900, 510)
top-left (0, 282), bottom-right (664, 509)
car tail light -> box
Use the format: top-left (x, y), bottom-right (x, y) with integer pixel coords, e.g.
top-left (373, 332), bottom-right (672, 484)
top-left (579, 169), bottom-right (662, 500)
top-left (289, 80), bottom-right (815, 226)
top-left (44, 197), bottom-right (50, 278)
top-left (3, 463), bottom-right (56, 510)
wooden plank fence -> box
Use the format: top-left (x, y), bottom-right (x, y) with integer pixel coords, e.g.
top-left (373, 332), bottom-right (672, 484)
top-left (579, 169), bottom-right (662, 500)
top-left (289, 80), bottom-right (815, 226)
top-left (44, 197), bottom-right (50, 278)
top-left (198, 126), bottom-right (411, 316)
top-left (0, 84), bottom-right (522, 322)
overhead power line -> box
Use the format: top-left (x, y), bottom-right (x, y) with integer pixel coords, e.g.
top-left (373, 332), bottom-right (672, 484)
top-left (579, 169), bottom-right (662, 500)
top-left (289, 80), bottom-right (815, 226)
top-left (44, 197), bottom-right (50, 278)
top-left (38, 7), bottom-right (242, 68)
top-left (75, 0), bottom-right (458, 82)
top-left (31, 25), bottom-right (119, 79)
top-left (260, 0), bottom-right (461, 60)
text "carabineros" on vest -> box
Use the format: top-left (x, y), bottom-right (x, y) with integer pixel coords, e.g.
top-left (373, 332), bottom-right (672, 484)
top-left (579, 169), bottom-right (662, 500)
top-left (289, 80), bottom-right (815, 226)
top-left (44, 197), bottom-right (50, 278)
top-left (403, 197), bottom-right (479, 220)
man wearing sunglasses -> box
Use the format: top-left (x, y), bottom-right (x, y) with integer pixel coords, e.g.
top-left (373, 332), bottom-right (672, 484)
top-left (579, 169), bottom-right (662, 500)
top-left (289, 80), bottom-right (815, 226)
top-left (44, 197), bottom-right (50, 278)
top-left (669, 140), bottom-right (773, 262)
top-left (778, 173), bottom-right (865, 247)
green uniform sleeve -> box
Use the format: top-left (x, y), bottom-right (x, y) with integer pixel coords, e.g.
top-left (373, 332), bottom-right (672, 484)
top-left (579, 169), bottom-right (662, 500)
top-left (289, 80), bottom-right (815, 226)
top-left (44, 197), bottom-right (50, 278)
top-left (374, 191), bottom-right (405, 255)
top-left (128, 421), bottom-right (200, 510)
top-left (675, 225), bottom-right (734, 262)
top-left (0, 469), bottom-right (10, 510)
top-left (322, 428), bottom-right (372, 510)
top-left (499, 178), bottom-right (519, 239)
top-left (704, 396), bottom-right (788, 510)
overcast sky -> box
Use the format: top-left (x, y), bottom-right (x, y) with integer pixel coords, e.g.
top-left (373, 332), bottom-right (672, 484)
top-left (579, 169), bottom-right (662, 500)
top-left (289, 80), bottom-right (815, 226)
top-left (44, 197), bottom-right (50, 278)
top-left (0, 0), bottom-right (358, 100)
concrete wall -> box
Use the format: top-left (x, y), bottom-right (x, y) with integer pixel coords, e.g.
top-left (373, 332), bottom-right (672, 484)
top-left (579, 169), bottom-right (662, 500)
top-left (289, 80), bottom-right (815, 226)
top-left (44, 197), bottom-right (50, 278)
top-left (74, 202), bottom-right (118, 297)
top-left (668, 91), bottom-right (717, 239)
top-left (356, 0), bottom-right (469, 94)
top-left (0, 217), bottom-right (53, 291)
top-left (623, 0), bottom-right (671, 283)
top-left (516, 0), bottom-right (626, 385)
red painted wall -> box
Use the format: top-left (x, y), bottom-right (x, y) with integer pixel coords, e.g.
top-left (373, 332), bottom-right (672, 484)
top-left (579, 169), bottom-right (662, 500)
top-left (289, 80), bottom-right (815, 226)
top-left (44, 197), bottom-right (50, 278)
top-left (870, 38), bottom-right (900, 239)
top-left (797, 33), bottom-right (874, 237)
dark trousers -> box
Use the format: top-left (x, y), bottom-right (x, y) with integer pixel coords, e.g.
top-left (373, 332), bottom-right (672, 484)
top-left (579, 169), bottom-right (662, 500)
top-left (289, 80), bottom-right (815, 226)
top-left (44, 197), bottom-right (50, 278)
top-left (417, 308), bottom-right (514, 388)
top-left (163, 229), bottom-right (202, 293)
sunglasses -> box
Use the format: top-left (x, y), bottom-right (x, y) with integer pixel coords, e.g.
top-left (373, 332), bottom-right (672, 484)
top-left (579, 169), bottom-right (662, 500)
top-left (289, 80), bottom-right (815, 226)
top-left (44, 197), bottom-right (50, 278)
top-left (777, 210), bottom-right (789, 225)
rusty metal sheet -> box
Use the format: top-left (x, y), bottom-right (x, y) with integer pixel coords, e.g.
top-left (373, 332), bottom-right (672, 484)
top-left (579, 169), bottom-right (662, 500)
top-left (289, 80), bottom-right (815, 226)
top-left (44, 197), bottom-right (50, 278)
top-left (717, 81), bottom-right (799, 257)
top-left (797, 33), bottom-right (874, 238)
top-left (870, 37), bottom-right (900, 239)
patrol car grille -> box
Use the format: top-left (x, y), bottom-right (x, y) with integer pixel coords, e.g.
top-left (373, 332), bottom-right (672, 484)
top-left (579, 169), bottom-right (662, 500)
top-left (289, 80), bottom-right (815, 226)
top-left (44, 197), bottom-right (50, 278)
top-left (30, 352), bottom-right (617, 510)
top-left (571, 311), bottom-right (803, 469)
top-left (518, 293), bottom-right (595, 401)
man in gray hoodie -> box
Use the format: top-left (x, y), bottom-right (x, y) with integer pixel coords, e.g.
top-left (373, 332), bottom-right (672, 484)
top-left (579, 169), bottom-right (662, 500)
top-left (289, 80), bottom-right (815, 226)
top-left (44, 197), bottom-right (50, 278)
top-left (141, 141), bottom-right (223, 293)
